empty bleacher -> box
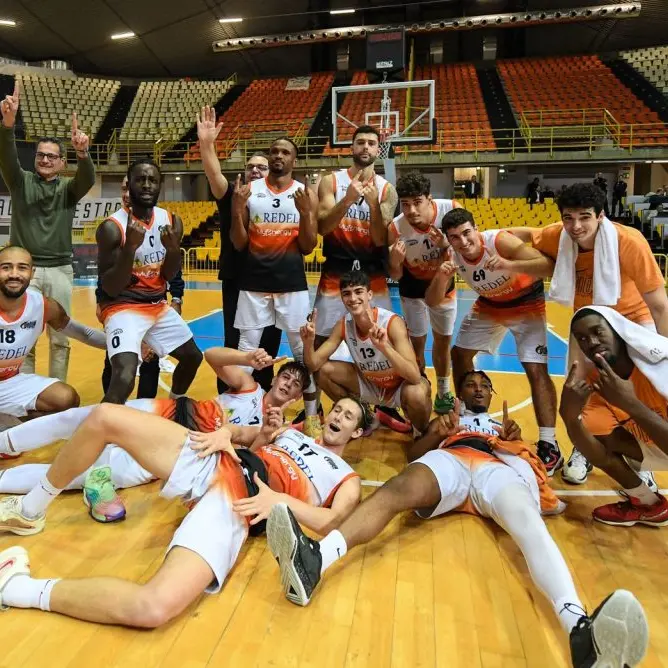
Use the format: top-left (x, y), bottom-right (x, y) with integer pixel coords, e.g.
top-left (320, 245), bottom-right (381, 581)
top-left (160, 200), bottom-right (217, 238)
top-left (463, 197), bottom-right (562, 231)
top-left (325, 64), bottom-right (495, 155)
top-left (497, 55), bottom-right (668, 147)
top-left (620, 46), bottom-right (668, 97)
top-left (17, 73), bottom-right (120, 140)
top-left (185, 73), bottom-right (335, 161)
top-left (121, 79), bottom-right (234, 141)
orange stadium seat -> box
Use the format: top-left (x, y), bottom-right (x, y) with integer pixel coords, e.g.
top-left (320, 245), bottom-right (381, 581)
top-left (497, 55), bottom-right (668, 148)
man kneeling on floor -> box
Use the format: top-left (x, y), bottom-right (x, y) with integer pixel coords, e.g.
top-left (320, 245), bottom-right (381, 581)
top-left (302, 269), bottom-right (432, 436)
top-left (0, 396), bottom-right (368, 627)
top-left (267, 370), bottom-right (649, 668)
top-left (561, 305), bottom-right (668, 527)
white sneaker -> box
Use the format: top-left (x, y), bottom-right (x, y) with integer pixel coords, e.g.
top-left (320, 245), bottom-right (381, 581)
top-left (562, 448), bottom-right (593, 485)
top-left (0, 545), bottom-right (30, 610)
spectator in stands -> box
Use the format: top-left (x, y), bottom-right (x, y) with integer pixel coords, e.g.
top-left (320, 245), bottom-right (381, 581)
top-left (526, 177), bottom-right (541, 207)
top-left (593, 172), bottom-right (610, 217)
top-left (0, 83), bottom-right (94, 383)
top-left (648, 189), bottom-right (668, 211)
top-left (463, 174), bottom-right (480, 200)
top-left (98, 176), bottom-right (184, 398)
top-left (195, 106), bottom-right (281, 394)
top-left (542, 184), bottom-right (555, 199)
top-left (612, 177), bottom-right (628, 218)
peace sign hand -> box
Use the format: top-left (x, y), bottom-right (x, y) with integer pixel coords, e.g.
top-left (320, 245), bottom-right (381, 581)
top-left (591, 353), bottom-right (637, 412)
top-left (232, 174), bottom-right (251, 208)
top-left (492, 400), bottom-right (522, 441)
top-left (0, 83), bottom-right (19, 128)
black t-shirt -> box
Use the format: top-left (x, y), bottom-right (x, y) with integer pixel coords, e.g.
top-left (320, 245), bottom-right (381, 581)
top-left (216, 189), bottom-right (247, 281)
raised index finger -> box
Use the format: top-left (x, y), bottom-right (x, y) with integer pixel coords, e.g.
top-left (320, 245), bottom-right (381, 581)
top-left (502, 400), bottom-right (509, 424)
top-left (594, 353), bottom-right (614, 376)
top-left (71, 112), bottom-right (78, 133)
top-left (565, 360), bottom-right (579, 384)
top-left (12, 83), bottom-right (18, 100)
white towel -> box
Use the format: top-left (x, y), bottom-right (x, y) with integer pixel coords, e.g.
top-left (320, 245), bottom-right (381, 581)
top-left (548, 217), bottom-right (621, 307)
top-left (577, 305), bottom-right (668, 401)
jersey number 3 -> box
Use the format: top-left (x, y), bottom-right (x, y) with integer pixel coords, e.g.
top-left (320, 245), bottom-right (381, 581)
top-left (272, 198), bottom-right (280, 208)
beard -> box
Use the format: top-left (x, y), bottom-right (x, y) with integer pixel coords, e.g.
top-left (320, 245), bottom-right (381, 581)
top-left (0, 282), bottom-right (28, 299)
top-left (469, 404), bottom-right (487, 414)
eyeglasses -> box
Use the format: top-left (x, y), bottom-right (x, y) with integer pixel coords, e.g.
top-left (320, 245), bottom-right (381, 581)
top-left (36, 151), bottom-right (62, 162)
top-left (246, 164), bottom-right (269, 172)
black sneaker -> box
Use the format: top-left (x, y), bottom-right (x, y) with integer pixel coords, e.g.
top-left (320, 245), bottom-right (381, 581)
top-left (536, 440), bottom-right (564, 477)
top-left (569, 590), bottom-right (649, 668)
top-left (267, 503), bottom-right (322, 606)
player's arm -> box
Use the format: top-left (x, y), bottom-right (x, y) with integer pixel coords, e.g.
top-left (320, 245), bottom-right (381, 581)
top-left (280, 475), bottom-right (361, 535)
top-left (387, 223), bottom-right (404, 280)
top-left (425, 260), bottom-right (456, 308)
top-left (302, 312), bottom-right (344, 372)
top-left (199, 138), bottom-right (228, 201)
top-left (406, 417), bottom-right (446, 462)
top-left (373, 182), bottom-right (398, 247)
top-left (204, 347), bottom-right (257, 392)
top-left (230, 179), bottom-right (250, 251)
top-left (643, 287), bottom-right (668, 338)
top-left (44, 298), bottom-right (106, 349)
top-left (96, 219), bottom-right (135, 297)
top-left (383, 316), bottom-right (421, 384)
top-left (160, 213), bottom-right (183, 282)
top-left (507, 227), bottom-right (535, 244)
top-left (490, 230), bottom-right (555, 278)
top-left (317, 172), bottom-right (357, 235)
top-left (295, 188), bottom-right (318, 255)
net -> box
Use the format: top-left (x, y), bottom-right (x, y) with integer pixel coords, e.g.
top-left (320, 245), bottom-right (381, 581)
top-left (378, 130), bottom-right (395, 160)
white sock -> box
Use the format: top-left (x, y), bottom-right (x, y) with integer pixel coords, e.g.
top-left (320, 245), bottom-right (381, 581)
top-left (319, 530), bottom-right (348, 575)
top-left (555, 596), bottom-right (586, 633)
top-left (21, 476), bottom-right (63, 519)
top-left (538, 427), bottom-right (556, 446)
top-left (624, 482), bottom-right (660, 505)
top-left (437, 376), bottom-right (450, 398)
top-left (1, 575), bottom-right (60, 611)
top-left (169, 391), bottom-right (186, 399)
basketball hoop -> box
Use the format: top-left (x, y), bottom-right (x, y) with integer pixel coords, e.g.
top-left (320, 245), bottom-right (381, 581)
top-left (378, 130), bottom-right (394, 160)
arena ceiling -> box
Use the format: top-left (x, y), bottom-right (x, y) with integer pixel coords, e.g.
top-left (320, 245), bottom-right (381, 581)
top-left (0, 0), bottom-right (665, 79)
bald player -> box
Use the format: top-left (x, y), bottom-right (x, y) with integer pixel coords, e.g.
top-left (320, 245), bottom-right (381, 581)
top-left (0, 246), bottom-right (106, 433)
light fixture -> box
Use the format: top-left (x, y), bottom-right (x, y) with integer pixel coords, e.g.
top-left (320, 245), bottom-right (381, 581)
top-left (111, 31), bottom-right (135, 40)
top-left (330, 8), bottom-right (355, 14)
top-left (175, 176), bottom-right (181, 181)
top-left (219, 17), bottom-right (243, 23)
top-left (0, 19), bottom-right (16, 26)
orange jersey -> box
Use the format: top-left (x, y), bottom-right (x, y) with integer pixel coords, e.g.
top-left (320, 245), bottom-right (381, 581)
top-left (582, 367), bottom-right (667, 446)
top-left (97, 206), bottom-right (172, 306)
top-left (530, 222), bottom-right (664, 323)
top-left (454, 230), bottom-right (545, 319)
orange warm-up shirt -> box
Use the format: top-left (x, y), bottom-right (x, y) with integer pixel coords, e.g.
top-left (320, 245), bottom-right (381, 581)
top-left (530, 223), bottom-right (664, 323)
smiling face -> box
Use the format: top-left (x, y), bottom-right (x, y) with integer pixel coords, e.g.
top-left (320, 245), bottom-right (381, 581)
top-left (561, 206), bottom-right (603, 250)
top-left (322, 397), bottom-right (364, 448)
top-left (341, 282), bottom-right (373, 318)
top-left (571, 312), bottom-right (625, 369)
top-left (444, 222), bottom-right (481, 261)
top-left (0, 247), bottom-right (33, 299)
top-left (458, 372), bottom-right (493, 414)
top-left (34, 141), bottom-right (65, 180)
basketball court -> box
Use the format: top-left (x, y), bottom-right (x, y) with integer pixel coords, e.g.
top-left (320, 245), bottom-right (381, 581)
top-left (2, 280), bottom-right (667, 668)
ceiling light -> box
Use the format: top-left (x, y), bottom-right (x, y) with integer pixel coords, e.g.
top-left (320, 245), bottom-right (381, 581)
top-left (0, 19), bottom-right (16, 26)
top-left (330, 9), bottom-right (355, 15)
top-left (111, 31), bottom-right (135, 40)
top-left (220, 17), bottom-right (243, 23)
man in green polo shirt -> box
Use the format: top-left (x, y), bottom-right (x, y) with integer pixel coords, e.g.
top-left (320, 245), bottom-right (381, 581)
top-left (0, 83), bottom-right (95, 382)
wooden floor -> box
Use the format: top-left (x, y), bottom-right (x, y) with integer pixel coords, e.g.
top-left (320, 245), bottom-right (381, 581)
top-left (1, 282), bottom-right (668, 668)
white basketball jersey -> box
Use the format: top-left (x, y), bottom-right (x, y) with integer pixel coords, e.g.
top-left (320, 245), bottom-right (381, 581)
top-left (217, 384), bottom-right (265, 427)
top-left (343, 307), bottom-right (404, 402)
top-left (391, 199), bottom-right (457, 282)
top-left (103, 205), bottom-right (173, 303)
top-left (273, 429), bottom-right (358, 507)
top-left (456, 411), bottom-right (502, 439)
top-left (243, 177), bottom-right (307, 292)
top-left (453, 229), bottom-right (538, 304)
top-left (0, 287), bottom-right (45, 380)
